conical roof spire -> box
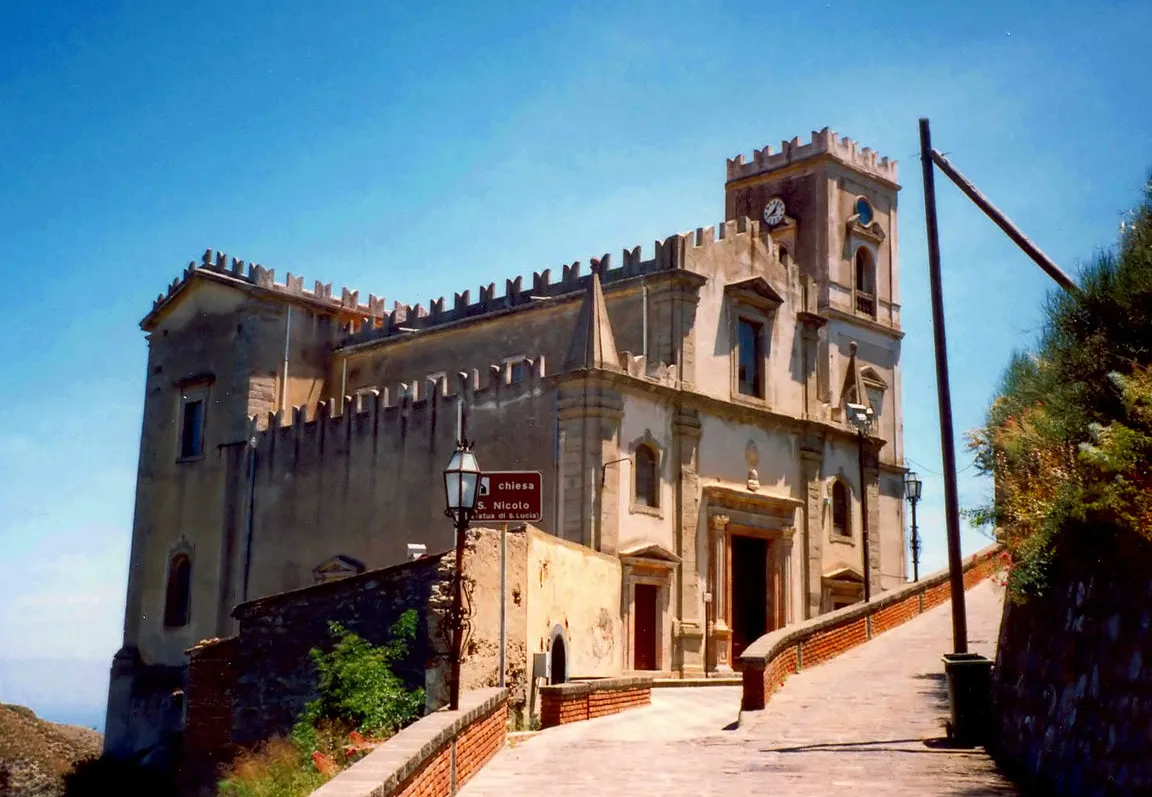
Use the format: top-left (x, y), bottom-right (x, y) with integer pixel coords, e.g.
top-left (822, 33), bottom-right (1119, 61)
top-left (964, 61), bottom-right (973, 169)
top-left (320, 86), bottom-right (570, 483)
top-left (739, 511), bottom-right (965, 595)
top-left (564, 255), bottom-right (621, 372)
top-left (840, 341), bottom-right (867, 407)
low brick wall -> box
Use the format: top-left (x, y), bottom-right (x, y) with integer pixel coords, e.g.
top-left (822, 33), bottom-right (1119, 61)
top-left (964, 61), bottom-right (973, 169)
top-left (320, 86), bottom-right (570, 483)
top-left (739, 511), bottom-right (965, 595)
top-left (539, 676), bottom-right (653, 728)
top-left (740, 545), bottom-right (1002, 711)
top-left (310, 688), bottom-right (507, 797)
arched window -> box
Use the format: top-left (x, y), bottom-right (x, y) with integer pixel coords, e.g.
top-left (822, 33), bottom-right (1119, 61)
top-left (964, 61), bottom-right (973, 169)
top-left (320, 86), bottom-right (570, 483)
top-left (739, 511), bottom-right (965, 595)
top-left (164, 554), bottom-right (192, 628)
top-left (635, 445), bottom-right (658, 508)
top-left (831, 480), bottom-right (850, 537)
top-left (854, 247), bottom-right (876, 317)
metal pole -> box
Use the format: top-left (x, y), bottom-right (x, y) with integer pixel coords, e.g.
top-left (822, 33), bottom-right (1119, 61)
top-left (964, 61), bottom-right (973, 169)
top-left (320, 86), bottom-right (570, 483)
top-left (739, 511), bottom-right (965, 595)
top-left (499, 522), bottom-right (507, 688)
top-left (857, 429), bottom-right (872, 602)
top-left (449, 514), bottom-right (468, 711)
top-left (919, 117), bottom-right (968, 655)
top-left (929, 150), bottom-right (1079, 294)
top-left (911, 498), bottom-right (920, 583)
top-left (280, 306), bottom-right (292, 412)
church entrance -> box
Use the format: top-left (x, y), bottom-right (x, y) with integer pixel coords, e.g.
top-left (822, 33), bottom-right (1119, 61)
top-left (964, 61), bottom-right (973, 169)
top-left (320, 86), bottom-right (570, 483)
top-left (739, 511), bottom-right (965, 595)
top-left (730, 534), bottom-right (769, 666)
top-left (633, 583), bottom-right (659, 670)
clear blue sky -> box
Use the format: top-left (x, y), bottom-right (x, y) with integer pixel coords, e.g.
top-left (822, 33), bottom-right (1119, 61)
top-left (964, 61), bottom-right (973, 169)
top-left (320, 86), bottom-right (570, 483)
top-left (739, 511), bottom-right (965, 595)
top-left (1, 0), bottom-right (1149, 725)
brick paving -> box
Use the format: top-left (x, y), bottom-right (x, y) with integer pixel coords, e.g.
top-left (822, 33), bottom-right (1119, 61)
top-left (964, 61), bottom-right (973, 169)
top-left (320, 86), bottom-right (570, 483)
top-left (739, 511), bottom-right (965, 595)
top-left (460, 580), bottom-right (1019, 796)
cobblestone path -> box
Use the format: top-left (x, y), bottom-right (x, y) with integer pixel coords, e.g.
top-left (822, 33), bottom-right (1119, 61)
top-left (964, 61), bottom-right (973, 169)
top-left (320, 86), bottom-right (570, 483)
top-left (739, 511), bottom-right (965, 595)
top-left (460, 580), bottom-right (1019, 796)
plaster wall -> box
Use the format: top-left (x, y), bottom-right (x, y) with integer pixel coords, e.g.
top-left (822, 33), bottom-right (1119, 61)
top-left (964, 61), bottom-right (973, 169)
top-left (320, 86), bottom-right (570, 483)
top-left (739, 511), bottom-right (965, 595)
top-left (243, 374), bottom-right (556, 601)
top-left (614, 393), bottom-right (674, 555)
top-left (526, 527), bottom-right (623, 679)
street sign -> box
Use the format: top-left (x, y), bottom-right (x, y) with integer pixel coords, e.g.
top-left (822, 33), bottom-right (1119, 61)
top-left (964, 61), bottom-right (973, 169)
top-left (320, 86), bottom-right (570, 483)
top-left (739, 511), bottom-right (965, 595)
top-left (471, 471), bottom-right (543, 523)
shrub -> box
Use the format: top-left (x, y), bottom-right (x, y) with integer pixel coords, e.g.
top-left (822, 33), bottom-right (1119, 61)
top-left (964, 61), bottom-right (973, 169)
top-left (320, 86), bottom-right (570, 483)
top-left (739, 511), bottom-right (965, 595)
top-left (291, 611), bottom-right (425, 757)
top-left (216, 739), bottom-right (326, 797)
top-left (216, 610), bottom-right (425, 797)
top-left (967, 173), bottom-right (1152, 599)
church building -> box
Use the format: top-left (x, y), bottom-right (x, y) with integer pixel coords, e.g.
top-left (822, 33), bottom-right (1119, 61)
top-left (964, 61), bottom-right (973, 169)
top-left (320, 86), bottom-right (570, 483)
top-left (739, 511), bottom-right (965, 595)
top-left (105, 127), bottom-right (907, 759)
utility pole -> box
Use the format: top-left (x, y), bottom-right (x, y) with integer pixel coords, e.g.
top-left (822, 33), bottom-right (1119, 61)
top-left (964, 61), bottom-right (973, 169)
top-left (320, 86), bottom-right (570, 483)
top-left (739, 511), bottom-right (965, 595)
top-left (919, 117), bottom-right (968, 655)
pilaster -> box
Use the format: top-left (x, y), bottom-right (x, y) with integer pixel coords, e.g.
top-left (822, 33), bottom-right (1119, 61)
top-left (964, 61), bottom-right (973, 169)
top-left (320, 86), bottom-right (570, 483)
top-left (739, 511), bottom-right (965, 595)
top-left (799, 438), bottom-right (824, 619)
top-left (672, 407), bottom-right (703, 675)
top-left (646, 282), bottom-right (701, 387)
top-left (707, 513), bottom-right (733, 673)
top-left (864, 437), bottom-right (883, 596)
top-left (556, 375), bottom-right (624, 552)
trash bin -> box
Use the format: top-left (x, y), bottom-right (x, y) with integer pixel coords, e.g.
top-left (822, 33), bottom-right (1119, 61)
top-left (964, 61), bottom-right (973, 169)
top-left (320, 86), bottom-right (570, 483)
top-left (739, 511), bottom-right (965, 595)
top-left (941, 652), bottom-right (994, 746)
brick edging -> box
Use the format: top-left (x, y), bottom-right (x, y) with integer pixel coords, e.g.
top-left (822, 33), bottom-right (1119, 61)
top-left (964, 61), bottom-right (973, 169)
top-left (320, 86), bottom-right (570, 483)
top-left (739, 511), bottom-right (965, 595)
top-left (739, 545), bottom-right (1003, 711)
top-left (539, 676), bottom-right (654, 728)
top-left (309, 687), bottom-right (508, 797)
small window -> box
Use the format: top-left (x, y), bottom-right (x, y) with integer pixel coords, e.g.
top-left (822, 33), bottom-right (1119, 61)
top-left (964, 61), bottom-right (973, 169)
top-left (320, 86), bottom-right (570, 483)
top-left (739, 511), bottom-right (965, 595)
top-left (509, 360), bottom-right (526, 384)
top-left (180, 398), bottom-right (205, 459)
top-left (778, 246), bottom-right (791, 269)
top-left (854, 248), bottom-right (876, 317)
top-left (832, 480), bottom-right (850, 537)
top-left (164, 554), bottom-right (192, 628)
top-left (635, 445), bottom-right (658, 508)
top-left (737, 318), bottom-right (764, 398)
top-left (855, 197), bottom-right (874, 226)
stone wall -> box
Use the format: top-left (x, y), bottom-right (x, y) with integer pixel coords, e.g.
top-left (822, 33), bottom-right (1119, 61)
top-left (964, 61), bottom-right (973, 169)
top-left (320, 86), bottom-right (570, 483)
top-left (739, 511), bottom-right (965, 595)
top-left (230, 554), bottom-right (449, 745)
top-left (990, 531), bottom-right (1152, 796)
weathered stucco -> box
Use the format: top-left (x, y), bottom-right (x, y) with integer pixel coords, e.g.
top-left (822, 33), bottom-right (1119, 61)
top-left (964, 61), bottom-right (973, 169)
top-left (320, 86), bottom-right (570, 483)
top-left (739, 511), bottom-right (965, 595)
top-left (108, 127), bottom-right (909, 761)
top-left (527, 527), bottom-right (623, 680)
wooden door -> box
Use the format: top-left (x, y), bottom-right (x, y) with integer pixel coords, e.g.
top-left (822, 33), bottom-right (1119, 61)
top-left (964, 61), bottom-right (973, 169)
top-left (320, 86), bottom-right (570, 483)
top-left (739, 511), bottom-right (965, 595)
top-left (634, 584), bottom-right (658, 671)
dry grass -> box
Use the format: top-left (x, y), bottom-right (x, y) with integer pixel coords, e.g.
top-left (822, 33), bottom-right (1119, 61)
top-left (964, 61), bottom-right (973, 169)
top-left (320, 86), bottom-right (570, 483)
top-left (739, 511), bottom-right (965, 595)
top-left (0, 703), bottom-right (103, 796)
top-left (216, 739), bottom-right (329, 797)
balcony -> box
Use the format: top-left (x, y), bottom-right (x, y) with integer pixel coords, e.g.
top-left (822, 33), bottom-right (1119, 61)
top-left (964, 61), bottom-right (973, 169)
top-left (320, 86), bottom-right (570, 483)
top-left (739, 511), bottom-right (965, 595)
top-left (855, 292), bottom-right (876, 318)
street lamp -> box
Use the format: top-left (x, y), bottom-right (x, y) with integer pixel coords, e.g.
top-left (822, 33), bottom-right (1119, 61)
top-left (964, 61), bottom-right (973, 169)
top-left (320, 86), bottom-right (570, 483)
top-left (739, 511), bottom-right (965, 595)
top-left (904, 471), bottom-right (923, 582)
top-left (443, 439), bottom-right (481, 711)
top-left (846, 402), bottom-right (874, 602)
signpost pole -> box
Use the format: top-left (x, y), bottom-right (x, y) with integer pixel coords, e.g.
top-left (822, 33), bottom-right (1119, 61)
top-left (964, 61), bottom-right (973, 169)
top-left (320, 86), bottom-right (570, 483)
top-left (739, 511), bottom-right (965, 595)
top-left (499, 521), bottom-right (507, 688)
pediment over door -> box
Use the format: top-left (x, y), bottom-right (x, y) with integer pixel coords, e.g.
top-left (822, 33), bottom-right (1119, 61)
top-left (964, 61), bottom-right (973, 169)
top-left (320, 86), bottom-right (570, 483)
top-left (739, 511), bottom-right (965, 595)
top-left (312, 555), bottom-right (367, 584)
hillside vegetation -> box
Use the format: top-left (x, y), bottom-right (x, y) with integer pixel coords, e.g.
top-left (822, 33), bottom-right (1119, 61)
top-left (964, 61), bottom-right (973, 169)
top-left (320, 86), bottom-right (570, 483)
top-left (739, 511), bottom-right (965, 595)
top-left (0, 703), bottom-right (102, 796)
top-left (967, 175), bottom-right (1152, 597)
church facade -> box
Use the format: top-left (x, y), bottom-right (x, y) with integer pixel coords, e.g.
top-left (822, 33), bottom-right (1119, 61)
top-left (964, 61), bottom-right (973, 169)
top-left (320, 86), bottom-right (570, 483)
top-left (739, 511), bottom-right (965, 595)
top-left (105, 127), bottom-right (907, 758)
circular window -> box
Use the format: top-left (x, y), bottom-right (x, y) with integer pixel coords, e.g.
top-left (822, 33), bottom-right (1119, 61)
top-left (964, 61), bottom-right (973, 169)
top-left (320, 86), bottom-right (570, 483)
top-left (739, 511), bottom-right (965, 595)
top-left (855, 197), bottom-right (874, 226)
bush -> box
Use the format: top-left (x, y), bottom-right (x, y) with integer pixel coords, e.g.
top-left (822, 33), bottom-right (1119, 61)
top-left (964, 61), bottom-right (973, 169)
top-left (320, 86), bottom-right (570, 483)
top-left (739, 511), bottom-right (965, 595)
top-left (967, 173), bottom-right (1152, 599)
top-left (216, 611), bottom-right (425, 797)
top-left (290, 611), bottom-right (425, 756)
top-left (216, 739), bottom-right (326, 797)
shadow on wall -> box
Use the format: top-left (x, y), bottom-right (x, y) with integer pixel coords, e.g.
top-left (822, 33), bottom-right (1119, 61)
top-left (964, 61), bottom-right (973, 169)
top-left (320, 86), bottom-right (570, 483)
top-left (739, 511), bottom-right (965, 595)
top-left (64, 755), bottom-right (179, 797)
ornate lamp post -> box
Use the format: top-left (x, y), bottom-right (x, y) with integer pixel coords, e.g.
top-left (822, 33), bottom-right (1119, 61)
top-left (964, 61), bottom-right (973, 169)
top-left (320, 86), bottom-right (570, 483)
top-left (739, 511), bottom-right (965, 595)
top-left (904, 471), bottom-right (923, 582)
top-left (846, 402), bottom-right (874, 602)
top-left (443, 434), bottom-right (481, 711)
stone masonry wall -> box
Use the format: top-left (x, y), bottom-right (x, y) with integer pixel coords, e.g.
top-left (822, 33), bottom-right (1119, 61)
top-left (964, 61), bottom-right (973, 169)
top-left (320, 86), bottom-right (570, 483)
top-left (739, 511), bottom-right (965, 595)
top-left (229, 554), bottom-right (448, 745)
top-left (990, 531), bottom-right (1152, 797)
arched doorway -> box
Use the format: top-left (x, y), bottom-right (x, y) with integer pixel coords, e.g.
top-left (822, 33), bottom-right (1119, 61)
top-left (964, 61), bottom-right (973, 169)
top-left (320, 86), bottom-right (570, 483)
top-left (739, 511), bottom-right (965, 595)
top-left (550, 635), bottom-right (567, 685)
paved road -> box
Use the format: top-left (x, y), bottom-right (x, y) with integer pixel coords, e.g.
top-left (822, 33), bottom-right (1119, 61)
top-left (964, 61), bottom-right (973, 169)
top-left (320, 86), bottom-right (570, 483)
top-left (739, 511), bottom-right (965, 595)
top-left (461, 580), bottom-right (1018, 796)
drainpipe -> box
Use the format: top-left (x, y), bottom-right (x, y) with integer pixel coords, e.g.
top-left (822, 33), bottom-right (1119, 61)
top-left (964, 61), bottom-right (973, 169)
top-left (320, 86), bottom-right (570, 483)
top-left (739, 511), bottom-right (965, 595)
top-left (242, 436), bottom-right (258, 602)
top-left (280, 306), bottom-right (292, 412)
top-left (340, 356), bottom-right (348, 402)
top-left (641, 282), bottom-right (649, 358)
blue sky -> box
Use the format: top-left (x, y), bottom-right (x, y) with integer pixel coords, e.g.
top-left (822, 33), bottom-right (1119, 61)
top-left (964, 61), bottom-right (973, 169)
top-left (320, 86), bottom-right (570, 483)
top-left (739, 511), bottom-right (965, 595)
top-left (1, 1), bottom-right (1150, 726)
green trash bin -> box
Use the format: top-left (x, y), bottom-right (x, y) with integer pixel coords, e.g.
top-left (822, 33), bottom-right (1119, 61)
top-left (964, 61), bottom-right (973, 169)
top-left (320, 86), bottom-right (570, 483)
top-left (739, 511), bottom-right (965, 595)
top-left (941, 652), bottom-right (994, 746)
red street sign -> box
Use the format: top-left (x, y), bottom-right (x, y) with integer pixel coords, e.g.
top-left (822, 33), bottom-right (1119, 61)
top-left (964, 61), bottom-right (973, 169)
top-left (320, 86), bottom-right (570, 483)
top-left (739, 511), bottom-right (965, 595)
top-left (471, 471), bottom-right (543, 523)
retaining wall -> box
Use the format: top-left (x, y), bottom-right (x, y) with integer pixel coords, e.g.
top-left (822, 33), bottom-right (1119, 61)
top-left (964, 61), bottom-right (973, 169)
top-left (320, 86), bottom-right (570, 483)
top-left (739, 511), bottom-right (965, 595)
top-left (539, 676), bottom-right (653, 728)
top-left (311, 688), bottom-right (508, 797)
top-left (740, 545), bottom-right (1002, 711)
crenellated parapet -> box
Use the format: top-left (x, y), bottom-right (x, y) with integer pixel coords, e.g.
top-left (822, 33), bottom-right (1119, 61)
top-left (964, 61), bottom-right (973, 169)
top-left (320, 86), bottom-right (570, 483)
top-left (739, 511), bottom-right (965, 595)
top-left (145, 248), bottom-right (389, 326)
top-left (246, 354), bottom-right (548, 469)
top-left (339, 217), bottom-right (771, 349)
top-left (618, 352), bottom-right (679, 387)
top-left (726, 127), bottom-right (898, 185)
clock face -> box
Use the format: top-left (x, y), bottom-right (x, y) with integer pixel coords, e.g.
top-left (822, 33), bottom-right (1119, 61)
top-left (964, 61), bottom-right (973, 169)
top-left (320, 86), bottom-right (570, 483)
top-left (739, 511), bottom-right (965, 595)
top-left (763, 197), bottom-right (786, 227)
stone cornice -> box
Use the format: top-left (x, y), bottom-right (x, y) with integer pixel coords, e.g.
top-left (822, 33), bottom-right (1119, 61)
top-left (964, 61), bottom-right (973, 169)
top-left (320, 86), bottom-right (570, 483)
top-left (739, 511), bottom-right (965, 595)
top-left (822, 306), bottom-right (905, 339)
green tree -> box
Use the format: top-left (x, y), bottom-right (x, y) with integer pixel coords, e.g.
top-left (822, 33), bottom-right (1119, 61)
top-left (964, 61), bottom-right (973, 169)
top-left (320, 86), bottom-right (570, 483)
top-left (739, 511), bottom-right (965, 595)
top-left (967, 174), bottom-right (1152, 598)
top-left (291, 611), bottom-right (425, 756)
